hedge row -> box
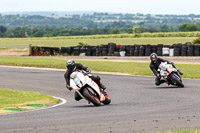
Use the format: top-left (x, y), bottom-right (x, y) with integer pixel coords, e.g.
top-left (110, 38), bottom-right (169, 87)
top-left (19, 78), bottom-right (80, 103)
top-left (31, 42), bottom-right (200, 56)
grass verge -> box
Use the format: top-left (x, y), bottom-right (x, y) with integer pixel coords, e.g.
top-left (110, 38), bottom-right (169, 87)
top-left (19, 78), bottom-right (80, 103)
top-left (0, 89), bottom-right (59, 109)
top-left (0, 57), bottom-right (200, 79)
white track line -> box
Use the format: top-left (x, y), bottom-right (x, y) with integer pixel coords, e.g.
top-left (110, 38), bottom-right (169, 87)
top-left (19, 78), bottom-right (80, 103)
top-left (0, 96), bottom-right (67, 115)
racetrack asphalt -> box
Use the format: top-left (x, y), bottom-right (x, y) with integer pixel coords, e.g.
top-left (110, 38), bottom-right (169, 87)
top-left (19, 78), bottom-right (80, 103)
top-left (0, 66), bottom-right (200, 133)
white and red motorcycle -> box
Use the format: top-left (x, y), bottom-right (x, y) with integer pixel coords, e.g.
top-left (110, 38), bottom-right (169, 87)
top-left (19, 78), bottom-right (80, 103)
top-left (70, 71), bottom-right (111, 106)
top-left (158, 62), bottom-right (184, 88)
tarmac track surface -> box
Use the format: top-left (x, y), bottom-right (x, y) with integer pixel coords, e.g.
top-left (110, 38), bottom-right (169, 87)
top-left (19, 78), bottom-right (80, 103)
top-left (0, 66), bottom-right (200, 133)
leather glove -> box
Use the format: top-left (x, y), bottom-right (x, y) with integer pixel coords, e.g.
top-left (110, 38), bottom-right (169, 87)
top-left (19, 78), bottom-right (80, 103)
top-left (86, 67), bottom-right (91, 73)
top-left (66, 84), bottom-right (73, 91)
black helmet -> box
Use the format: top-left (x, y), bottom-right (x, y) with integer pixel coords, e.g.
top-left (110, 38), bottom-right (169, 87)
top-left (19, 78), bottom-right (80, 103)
top-left (150, 53), bottom-right (158, 63)
top-left (66, 59), bottom-right (75, 71)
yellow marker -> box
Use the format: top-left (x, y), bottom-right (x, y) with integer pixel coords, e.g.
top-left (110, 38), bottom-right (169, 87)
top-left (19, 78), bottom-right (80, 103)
top-left (20, 106), bottom-right (36, 109)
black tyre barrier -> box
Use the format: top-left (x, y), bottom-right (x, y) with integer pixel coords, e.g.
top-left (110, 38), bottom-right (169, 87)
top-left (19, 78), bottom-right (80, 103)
top-left (31, 43), bottom-right (200, 56)
top-left (151, 45), bottom-right (157, 54)
top-left (139, 45), bottom-right (145, 56)
top-left (125, 45), bottom-right (130, 56)
top-left (85, 46), bottom-right (92, 56)
top-left (145, 44), bottom-right (152, 56)
top-left (73, 47), bottom-right (80, 56)
top-left (157, 44), bottom-right (163, 56)
top-left (119, 45), bottom-right (126, 51)
top-left (61, 47), bottom-right (72, 55)
top-left (130, 45), bottom-right (135, 56)
top-left (134, 45), bottom-right (140, 56)
top-left (187, 44), bottom-right (194, 56)
top-left (107, 43), bottom-right (116, 56)
top-left (114, 52), bottom-right (120, 56)
top-left (181, 44), bottom-right (187, 56)
top-left (194, 44), bottom-right (200, 56)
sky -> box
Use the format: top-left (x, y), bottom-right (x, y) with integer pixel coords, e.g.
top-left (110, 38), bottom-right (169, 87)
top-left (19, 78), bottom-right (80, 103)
top-left (0, 0), bottom-right (199, 15)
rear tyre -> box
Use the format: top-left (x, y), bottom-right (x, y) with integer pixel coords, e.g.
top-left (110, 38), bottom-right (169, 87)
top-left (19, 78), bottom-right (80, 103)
top-left (172, 75), bottom-right (184, 88)
top-left (82, 88), bottom-right (101, 106)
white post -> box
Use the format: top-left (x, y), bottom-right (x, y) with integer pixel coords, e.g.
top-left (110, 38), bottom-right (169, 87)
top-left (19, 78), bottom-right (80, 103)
top-left (29, 44), bottom-right (32, 56)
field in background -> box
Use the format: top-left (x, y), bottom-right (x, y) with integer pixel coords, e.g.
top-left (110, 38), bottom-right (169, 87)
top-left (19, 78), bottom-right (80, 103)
top-left (0, 37), bottom-right (197, 47)
top-left (0, 44), bottom-right (30, 55)
top-left (0, 32), bottom-right (198, 56)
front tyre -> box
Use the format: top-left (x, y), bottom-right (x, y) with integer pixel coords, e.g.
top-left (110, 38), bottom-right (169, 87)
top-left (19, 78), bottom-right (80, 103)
top-left (103, 94), bottom-right (111, 105)
top-left (82, 88), bottom-right (101, 106)
top-left (172, 75), bottom-right (184, 88)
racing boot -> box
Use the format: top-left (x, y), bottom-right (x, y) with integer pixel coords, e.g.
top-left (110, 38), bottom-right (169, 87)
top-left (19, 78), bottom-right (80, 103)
top-left (177, 69), bottom-right (183, 75)
top-left (155, 78), bottom-right (165, 86)
top-left (99, 83), bottom-right (106, 90)
top-left (160, 79), bottom-right (165, 84)
top-left (99, 83), bottom-right (107, 95)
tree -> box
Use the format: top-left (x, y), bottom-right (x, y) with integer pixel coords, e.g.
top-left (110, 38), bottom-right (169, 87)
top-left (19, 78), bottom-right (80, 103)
top-left (133, 27), bottom-right (140, 37)
top-left (110, 28), bottom-right (120, 34)
top-left (32, 30), bottom-right (44, 37)
top-left (160, 25), bottom-right (170, 32)
top-left (0, 25), bottom-right (7, 33)
top-left (192, 36), bottom-right (200, 44)
top-left (12, 27), bottom-right (26, 37)
top-left (179, 23), bottom-right (200, 31)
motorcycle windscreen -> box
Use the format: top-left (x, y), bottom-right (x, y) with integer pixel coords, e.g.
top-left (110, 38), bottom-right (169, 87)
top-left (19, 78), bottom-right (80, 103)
top-left (70, 71), bottom-right (87, 90)
top-left (166, 64), bottom-right (173, 73)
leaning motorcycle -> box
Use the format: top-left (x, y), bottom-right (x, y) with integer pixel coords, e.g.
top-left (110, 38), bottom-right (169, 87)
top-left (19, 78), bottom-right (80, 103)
top-left (70, 71), bottom-right (111, 106)
top-left (158, 62), bottom-right (184, 88)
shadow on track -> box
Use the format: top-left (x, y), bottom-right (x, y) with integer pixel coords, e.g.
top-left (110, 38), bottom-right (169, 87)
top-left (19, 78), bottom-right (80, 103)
top-left (69, 103), bottom-right (115, 108)
top-left (148, 86), bottom-right (182, 90)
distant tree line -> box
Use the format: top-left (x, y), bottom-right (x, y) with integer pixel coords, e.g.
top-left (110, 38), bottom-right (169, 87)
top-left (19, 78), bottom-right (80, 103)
top-left (0, 23), bottom-right (200, 38)
top-left (0, 13), bottom-right (200, 37)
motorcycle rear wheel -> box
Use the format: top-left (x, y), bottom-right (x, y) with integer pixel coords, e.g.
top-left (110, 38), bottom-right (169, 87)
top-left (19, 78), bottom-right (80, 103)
top-left (172, 75), bottom-right (184, 88)
top-left (82, 88), bottom-right (101, 106)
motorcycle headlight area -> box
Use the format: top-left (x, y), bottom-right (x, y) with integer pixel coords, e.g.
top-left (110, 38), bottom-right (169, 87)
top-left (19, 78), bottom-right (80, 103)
top-left (74, 78), bottom-right (83, 88)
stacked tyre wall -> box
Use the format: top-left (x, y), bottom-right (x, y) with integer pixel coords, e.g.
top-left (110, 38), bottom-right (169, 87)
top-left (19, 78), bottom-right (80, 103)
top-left (31, 42), bottom-right (200, 56)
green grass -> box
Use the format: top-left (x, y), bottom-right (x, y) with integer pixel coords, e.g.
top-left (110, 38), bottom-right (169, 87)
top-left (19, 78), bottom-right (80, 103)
top-left (0, 89), bottom-right (59, 109)
top-left (0, 57), bottom-right (200, 79)
top-left (0, 37), bottom-right (197, 48)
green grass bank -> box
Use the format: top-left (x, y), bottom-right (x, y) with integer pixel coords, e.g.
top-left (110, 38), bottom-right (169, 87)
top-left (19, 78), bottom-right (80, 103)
top-left (0, 57), bottom-right (199, 79)
top-left (0, 89), bottom-right (59, 109)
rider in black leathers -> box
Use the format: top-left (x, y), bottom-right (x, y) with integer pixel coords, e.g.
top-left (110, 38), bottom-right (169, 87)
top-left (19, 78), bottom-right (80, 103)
top-left (64, 59), bottom-right (106, 101)
top-left (149, 53), bottom-right (183, 86)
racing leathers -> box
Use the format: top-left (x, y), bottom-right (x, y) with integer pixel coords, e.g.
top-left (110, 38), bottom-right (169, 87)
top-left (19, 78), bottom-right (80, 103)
top-left (150, 58), bottom-right (173, 85)
top-left (64, 63), bottom-right (106, 101)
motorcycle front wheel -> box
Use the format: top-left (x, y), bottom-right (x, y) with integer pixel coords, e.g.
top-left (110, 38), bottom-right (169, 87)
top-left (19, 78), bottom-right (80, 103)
top-left (103, 94), bottom-right (111, 105)
top-left (82, 88), bottom-right (101, 106)
top-left (172, 75), bottom-right (184, 88)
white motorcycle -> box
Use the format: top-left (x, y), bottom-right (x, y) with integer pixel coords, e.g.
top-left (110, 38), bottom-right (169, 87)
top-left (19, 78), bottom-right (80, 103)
top-left (70, 71), bottom-right (111, 106)
top-left (158, 62), bottom-right (184, 87)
